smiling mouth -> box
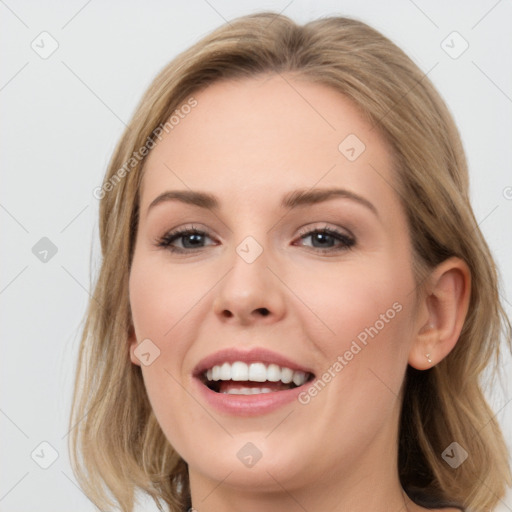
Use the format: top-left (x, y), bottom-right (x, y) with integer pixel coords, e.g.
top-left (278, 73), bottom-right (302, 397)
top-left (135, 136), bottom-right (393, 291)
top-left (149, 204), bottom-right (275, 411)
top-left (200, 361), bottom-right (315, 394)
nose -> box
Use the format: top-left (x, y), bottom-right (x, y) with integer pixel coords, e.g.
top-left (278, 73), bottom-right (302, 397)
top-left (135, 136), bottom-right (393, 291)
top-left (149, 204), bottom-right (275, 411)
top-left (213, 243), bottom-right (286, 326)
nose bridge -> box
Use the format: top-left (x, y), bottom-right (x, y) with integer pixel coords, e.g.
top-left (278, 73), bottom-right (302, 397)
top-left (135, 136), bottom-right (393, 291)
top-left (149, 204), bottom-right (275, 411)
top-left (213, 229), bottom-right (285, 323)
top-left (229, 213), bottom-right (273, 278)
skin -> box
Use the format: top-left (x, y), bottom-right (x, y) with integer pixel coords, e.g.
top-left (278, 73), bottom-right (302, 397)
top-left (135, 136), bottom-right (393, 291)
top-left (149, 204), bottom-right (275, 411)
top-left (128, 74), bottom-right (470, 512)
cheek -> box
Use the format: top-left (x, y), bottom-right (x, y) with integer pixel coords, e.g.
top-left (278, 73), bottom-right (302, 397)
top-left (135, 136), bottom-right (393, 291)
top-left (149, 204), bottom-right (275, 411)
top-left (292, 270), bottom-right (413, 460)
top-left (129, 252), bottom-right (204, 355)
top-left (293, 254), bottom-right (416, 426)
top-left (294, 256), bottom-right (413, 351)
top-left (128, 254), bottom-right (212, 450)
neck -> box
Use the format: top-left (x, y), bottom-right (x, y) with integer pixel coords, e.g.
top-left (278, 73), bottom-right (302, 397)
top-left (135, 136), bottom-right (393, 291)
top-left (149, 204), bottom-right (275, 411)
top-left (189, 470), bottom-right (412, 512)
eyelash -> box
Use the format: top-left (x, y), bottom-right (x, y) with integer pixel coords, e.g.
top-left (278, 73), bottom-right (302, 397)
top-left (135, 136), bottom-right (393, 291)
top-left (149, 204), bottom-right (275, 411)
top-left (156, 224), bottom-right (356, 255)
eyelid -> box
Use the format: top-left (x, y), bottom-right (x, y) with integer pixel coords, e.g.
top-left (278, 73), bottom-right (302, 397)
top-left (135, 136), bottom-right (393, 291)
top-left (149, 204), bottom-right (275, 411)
top-left (296, 222), bottom-right (354, 240)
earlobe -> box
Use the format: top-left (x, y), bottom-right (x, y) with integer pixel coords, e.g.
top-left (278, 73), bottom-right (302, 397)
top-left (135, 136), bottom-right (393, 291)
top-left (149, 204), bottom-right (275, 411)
top-left (409, 322), bottom-right (437, 370)
top-left (408, 257), bottom-right (471, 370)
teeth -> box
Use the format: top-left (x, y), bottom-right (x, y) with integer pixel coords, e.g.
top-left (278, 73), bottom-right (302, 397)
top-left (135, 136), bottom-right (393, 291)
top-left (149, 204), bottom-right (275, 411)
top-left (266, 364), bottom-right (281, 382)
top-left (205, 361), bottom-right (310, 386)
top-left (231, 361), bottom-right (249, 381)
top-left (219, 362), bottom-right (231, 380)
top-left (280, 367), bottom-right (294, 384)
top-left (248, 362), bottom-right (267, 382)
top-left (224, 387), bottom-right (273, 395)
top-left (293, 371), bottom-right (306, 387)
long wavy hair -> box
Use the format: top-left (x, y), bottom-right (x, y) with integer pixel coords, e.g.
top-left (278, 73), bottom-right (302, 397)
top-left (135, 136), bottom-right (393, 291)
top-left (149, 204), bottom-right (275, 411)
top-left (69, 12), bottom-right (512, 512)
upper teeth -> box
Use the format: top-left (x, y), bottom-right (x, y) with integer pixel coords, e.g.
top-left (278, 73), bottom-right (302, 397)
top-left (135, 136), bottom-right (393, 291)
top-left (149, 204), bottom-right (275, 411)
top-left (205, 362), bottom-right (309, 387)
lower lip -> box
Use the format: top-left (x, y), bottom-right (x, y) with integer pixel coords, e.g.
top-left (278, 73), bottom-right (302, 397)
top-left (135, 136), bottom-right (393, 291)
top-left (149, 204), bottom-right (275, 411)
top-left (193, 378), bottom-right (308, 416)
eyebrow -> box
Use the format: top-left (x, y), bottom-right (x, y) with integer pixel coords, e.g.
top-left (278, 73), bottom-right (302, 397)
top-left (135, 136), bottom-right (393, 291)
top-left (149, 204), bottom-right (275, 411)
top-left (147, 187), bottom-right (379, 218)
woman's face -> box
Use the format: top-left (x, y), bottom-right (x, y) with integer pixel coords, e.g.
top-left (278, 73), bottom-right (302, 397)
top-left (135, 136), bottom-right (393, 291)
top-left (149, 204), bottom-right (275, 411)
top-left (129, 74), bottom-right (420, 496)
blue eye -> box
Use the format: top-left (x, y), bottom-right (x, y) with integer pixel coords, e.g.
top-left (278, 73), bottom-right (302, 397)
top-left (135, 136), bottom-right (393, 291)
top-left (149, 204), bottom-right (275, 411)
top-left (295, 226), bottom-right (355, 253)
top-left (156, 225), bottom-right (355, 254)
top-left (156, 227), bottom-right (214, 253)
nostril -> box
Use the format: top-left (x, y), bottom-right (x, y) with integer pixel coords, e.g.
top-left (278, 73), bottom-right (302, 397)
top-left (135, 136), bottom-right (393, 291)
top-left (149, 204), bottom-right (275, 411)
top-left (219, 308), bottom-right (269, 319)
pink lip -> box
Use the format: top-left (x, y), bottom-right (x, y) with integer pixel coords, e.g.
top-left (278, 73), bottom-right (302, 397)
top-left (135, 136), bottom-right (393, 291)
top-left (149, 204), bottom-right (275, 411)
top-left (191, 347), bottom-right (315, 416)
top-left (193, 379), bottom-right (309, 416)
top-left (192, 346), bottom-right (313, 376)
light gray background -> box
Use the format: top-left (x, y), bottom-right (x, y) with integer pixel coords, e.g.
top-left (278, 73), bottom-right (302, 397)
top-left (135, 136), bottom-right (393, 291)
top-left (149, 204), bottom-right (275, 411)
top-left (1, 1), bottom-right (511, 511)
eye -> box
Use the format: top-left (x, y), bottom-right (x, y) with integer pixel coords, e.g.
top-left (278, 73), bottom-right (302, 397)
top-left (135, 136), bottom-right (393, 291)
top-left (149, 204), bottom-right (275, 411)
top-left (155, 224), bottom-right (356, 255)
top-left (294, 225), bottom-right (355, 253)
top-left (156, 225), bottom-right (216, 253)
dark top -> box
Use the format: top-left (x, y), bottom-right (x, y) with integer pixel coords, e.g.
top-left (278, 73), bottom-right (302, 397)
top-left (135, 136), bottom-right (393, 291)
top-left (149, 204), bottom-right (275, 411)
top-left (407, 487), bottom-right (465, 511)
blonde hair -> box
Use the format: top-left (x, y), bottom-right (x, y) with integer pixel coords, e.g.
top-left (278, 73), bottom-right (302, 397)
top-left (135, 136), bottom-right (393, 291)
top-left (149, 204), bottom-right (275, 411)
top-left (69, 12), bottom-right (512, 512)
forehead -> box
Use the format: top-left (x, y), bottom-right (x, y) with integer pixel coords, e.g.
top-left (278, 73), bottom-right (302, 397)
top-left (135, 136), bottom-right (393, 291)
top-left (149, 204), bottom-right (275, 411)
top-left (139, 74), bottom-right (399, 217)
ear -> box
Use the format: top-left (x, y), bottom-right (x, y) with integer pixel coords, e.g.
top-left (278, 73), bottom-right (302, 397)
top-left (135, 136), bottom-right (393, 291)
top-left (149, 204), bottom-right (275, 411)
top-left (128, 325), bottom-right (141, 367)
top-left (408, 256), bottom-right (471, 370)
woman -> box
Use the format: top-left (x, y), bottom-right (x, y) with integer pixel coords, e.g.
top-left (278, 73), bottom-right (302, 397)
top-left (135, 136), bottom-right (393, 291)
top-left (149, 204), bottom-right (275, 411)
top-left (69, 11), bottom-right (511, 512)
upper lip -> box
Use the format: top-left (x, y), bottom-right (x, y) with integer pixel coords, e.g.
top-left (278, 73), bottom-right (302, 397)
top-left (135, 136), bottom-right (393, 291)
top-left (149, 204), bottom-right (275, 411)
top-left (192, 347), bottom-right (315, 377)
